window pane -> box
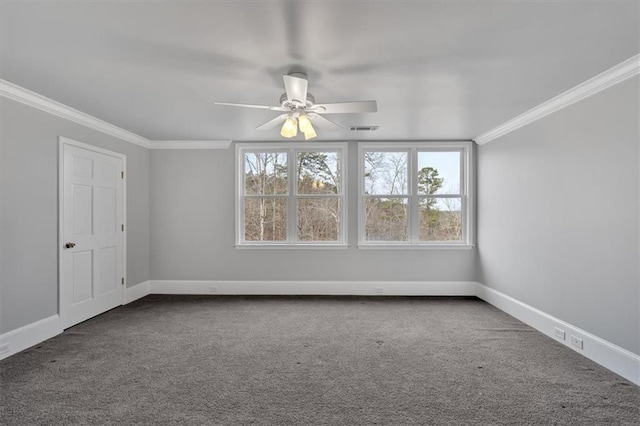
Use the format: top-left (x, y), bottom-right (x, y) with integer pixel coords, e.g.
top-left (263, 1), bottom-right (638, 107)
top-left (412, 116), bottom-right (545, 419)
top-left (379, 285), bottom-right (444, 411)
top-left (417, 151), bottom-right (461, 195)
top-left (364, 198), bottom-right (408, 241)
top-left (419, 198), bottom-right (462, 241)
top-left (364, 152), bottom-right (408, 195)
top-left (244, 198), bottom-right (287, 241)
top-left (297, 152), bottom-right (341, 194)
top-left (297, 198), bottom-right (340, 241)
top-left (244, 152), bottom-right (288, 195)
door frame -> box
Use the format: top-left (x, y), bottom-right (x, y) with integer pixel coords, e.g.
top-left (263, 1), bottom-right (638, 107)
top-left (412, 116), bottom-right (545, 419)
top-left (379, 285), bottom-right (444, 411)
top-left (58, 136), bottom-right (127, 328)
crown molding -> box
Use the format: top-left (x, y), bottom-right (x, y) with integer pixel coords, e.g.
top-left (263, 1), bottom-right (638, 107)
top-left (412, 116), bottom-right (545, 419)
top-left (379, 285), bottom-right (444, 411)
top-left (474, 54), bottom-right (640, 145)
top-left (150, 140), bottom-right (232, 149)
top-left (0, 79), bottom-right (231, 150)
top-left (0, 79), bottom-right (152, 148)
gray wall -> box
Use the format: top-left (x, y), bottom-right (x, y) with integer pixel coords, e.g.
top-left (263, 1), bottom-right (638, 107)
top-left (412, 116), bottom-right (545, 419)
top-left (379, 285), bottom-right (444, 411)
top-left (150, 144), bottom-right (477, 282)
top-left (477, 77), bottom-right (639, 354)
top-left (5, 75), bottom-right (636, 359)
top-left (1, 98), bottom-right (150, 333)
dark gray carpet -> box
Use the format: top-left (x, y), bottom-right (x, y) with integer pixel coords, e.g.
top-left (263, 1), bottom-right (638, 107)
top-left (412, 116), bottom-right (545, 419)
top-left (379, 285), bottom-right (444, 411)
top-left (1, 296), bottom-right (638, 425)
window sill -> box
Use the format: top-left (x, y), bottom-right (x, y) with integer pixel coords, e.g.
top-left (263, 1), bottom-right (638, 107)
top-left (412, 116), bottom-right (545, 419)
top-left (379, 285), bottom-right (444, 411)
top-left (235, 243), bottom-right (474, 250)
top-left (357, 244), bottom-right (475, 250)
top-left (235, 244), bottom-right (349, 250)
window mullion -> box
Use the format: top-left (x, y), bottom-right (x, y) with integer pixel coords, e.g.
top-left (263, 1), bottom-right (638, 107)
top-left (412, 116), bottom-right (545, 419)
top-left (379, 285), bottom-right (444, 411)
top-left (461, 195), bottom-right (468, 245)
top-left (409, 147), bottom-right (418, 244)
top-left (238, 148), bottom-right (245, 245)
top-left (243, 194), bottom-right (289, 199)
top-left (461, 146), bottom-right (468, 244)
top-left (296, 194), bottom-right (342, 198)
top-left (288, 148), bottom-right (296, 244)
top-left (358, 147), bottom-right (365, 245)
top-left (341, 148), bottom-right (346, 244)
top-left (420, 194), bottom-right (462, 199)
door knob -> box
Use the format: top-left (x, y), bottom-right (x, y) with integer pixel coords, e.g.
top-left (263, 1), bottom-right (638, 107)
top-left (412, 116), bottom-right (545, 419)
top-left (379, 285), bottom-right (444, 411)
top-left (65, 242), bottom-right (76, 249)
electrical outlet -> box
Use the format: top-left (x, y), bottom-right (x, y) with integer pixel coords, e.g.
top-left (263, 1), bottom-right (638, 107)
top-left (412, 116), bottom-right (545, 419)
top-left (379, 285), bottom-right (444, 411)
top-left (208, 286), bottom-right (218, 294)
top-left (0, 343), bottom-right (10, 356)
top-left (374, 287), bottom-right (384, 294)
top-left (554, 327), bottom-right (566, 340)
top-left (570, 335), bottom-right (583, 349)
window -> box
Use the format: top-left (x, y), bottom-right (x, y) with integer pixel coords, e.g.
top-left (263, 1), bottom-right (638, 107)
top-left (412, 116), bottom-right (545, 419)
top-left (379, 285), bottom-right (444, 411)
top-left (237, 143), bottom-right (347, 246)
top-left (358, 142), bottom-right (474, 247)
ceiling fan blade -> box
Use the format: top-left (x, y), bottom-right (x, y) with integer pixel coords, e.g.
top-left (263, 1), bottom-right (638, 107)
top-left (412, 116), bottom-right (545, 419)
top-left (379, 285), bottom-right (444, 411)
top-left (283, 74), bottom-right (308, 105)
top-left (310, 100), bottom-right (377, 114)
top-left (307, 113), bottom-right (343, 131)
top-left (255, 114), bottom-right (289, 130)
top-left (214, 102), bottom-right (287, 111)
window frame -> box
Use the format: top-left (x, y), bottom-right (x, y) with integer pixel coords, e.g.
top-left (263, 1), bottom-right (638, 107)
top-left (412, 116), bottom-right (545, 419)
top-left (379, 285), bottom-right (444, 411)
top-left (357, 141), bottom-right (475, 249)
top-left (236, 142), bottom-right (348, 248)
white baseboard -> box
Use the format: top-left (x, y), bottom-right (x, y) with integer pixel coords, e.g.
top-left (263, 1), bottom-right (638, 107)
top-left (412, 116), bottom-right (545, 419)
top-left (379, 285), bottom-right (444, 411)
top-left (149, 280), bottom-right (478, 296)
top-left (475, 283), bottom-right (640, 386)
top-left (124, 280), bottom-right (150, 304)
top-left (0, 315), bottom-right (62, 361)
top-left (0, 281), bottom-right (151, 361)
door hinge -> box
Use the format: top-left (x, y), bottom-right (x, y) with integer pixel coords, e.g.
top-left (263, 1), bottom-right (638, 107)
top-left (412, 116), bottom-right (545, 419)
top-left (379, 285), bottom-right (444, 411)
top-left (121, 171), bottom-right (124, 179)
top-left (121, 277), bottom-right (125, 286)
top-left (121, 224), bottom-right (124, 232)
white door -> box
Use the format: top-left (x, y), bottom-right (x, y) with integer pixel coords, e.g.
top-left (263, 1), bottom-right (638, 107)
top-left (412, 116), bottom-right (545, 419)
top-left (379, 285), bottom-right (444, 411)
top-left (60, 139), bottom-right (125, 329)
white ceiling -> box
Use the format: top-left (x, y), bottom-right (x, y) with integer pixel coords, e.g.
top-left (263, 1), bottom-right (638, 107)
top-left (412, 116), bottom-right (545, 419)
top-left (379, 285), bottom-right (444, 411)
top-left (1, 1), bottom-right (638, 142)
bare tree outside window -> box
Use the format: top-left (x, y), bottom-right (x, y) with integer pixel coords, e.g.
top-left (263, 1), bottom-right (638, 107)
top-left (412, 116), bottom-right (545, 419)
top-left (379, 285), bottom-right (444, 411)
top-left (296, 152), bottom-right (341, 241)
top-left (241, 148), bottom-right (344, 244)
top-left (364, 152), bottom-right (409, 241)
top-left (419, 197), bottom-right (462, 241)
top-left (244, 152), bottom-right (287, 241)
top-left (417, 151), bottom-right (462, 241)
top-left (239, 144), bottom-right (468, 246)
top-left (362, 149), bottom-right (463, 243)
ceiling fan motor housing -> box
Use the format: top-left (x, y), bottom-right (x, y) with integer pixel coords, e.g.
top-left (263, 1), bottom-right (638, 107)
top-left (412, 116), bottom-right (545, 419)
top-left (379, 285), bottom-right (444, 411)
top-left (280, 92), bottom-right (315, 110)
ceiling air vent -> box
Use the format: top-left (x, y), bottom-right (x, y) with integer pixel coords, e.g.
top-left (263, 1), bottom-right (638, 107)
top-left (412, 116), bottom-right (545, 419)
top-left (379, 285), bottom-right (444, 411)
top-left (350, 126), bottom-right (380, 131)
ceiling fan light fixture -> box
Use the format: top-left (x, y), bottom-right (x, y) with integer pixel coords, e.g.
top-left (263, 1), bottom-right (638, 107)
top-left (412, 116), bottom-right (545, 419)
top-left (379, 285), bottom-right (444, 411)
top-left (297, 114), bottom-right (313, 133)
top-left (298, 114), bottom-right (317, 140)
top-left (280, 117), bottom-right (298, 138)
top-left (215, 73), bottom-right (376, 139)
top-left (302, 126), bottom-right (317, 140)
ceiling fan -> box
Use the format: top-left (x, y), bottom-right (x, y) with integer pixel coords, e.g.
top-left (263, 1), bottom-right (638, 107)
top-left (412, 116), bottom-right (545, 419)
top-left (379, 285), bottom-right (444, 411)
top-left (214, 72), bottom-right (377, 140)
